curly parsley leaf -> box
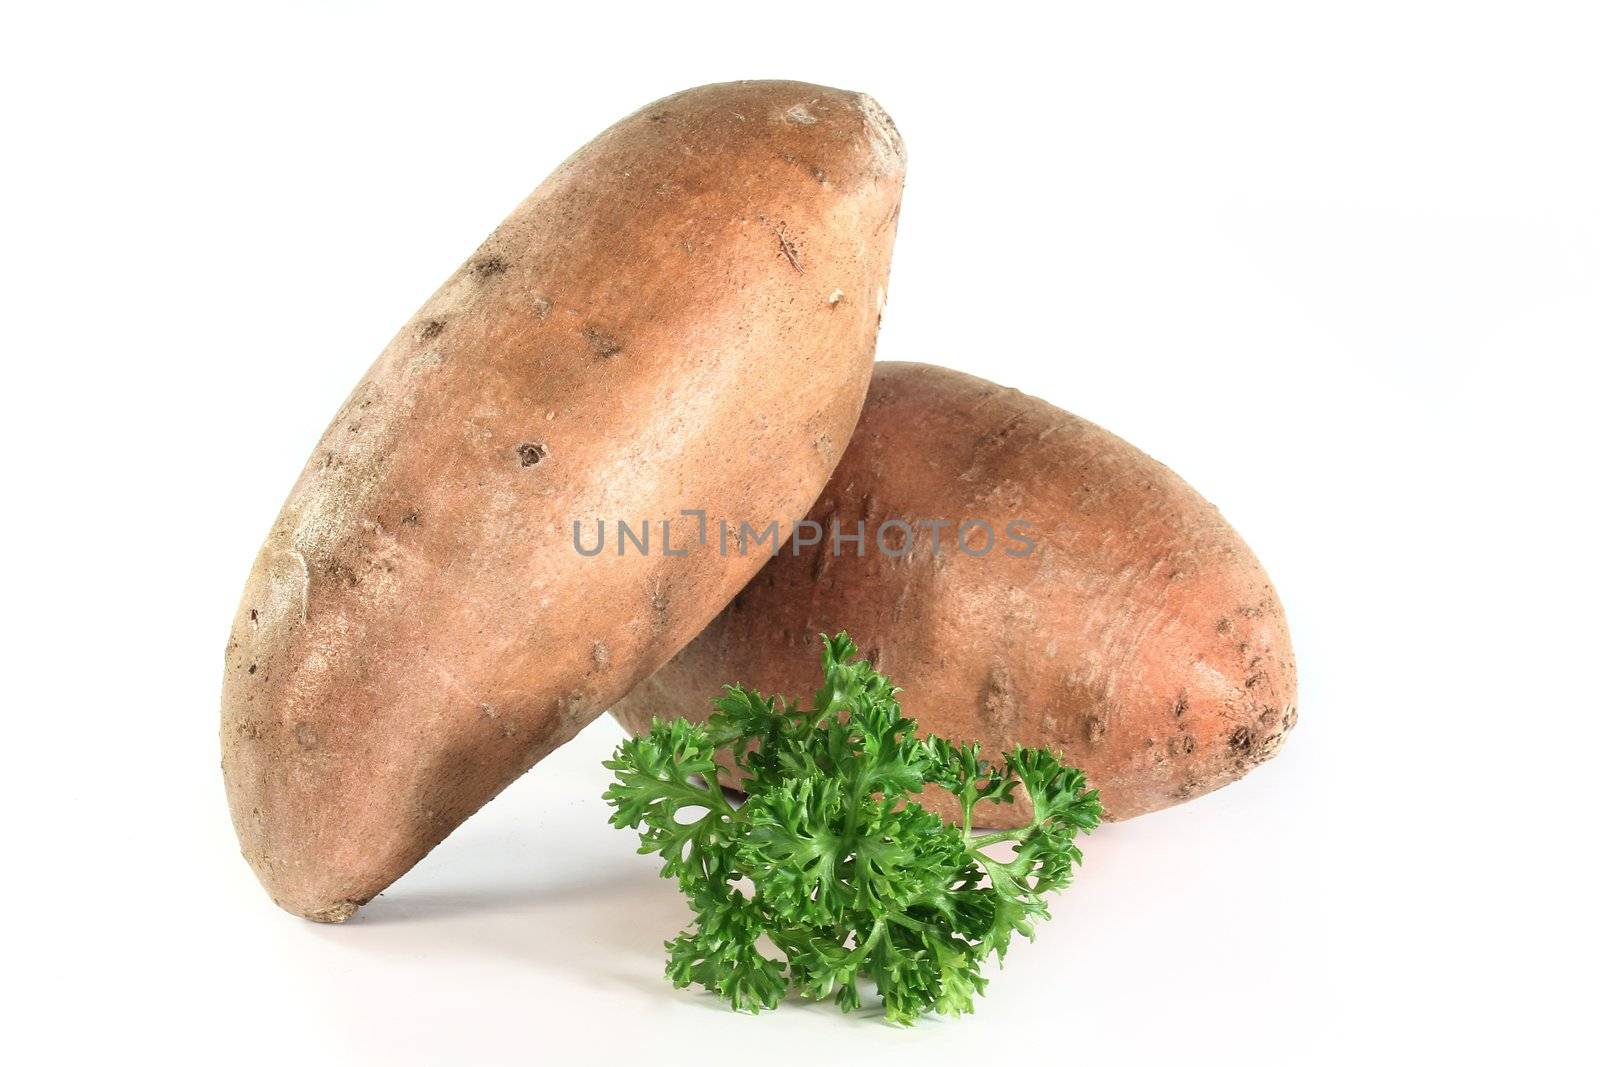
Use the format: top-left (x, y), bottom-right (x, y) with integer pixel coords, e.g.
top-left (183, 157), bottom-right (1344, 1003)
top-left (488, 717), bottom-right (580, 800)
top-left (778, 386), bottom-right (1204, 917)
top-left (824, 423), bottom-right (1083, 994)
top-left (604, 632), bottom-right (1103, 1024)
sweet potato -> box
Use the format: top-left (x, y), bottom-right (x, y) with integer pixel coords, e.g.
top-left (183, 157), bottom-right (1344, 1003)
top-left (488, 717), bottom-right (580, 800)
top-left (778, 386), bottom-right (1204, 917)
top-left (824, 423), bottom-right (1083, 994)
top-left (613, 362), bottom-right (1296, 823)
top-left (222, 81), bottom-right (905, 920)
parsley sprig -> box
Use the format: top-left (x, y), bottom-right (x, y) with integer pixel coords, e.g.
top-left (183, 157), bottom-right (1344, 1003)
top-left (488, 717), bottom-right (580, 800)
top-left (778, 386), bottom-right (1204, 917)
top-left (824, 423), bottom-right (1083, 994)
top-left (604, 633), bottom-right (1102, 1024)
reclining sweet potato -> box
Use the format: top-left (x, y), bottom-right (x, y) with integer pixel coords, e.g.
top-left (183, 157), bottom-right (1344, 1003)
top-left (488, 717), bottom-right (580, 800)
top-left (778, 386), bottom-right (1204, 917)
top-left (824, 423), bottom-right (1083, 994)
top-left (613, 362), bottom-right (1295, 824)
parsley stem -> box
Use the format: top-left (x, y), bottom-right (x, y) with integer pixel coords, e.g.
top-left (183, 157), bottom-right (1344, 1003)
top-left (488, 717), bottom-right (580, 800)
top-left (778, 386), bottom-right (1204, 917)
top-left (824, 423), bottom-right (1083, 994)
top-left (887, 912), bottom-right (934, 934)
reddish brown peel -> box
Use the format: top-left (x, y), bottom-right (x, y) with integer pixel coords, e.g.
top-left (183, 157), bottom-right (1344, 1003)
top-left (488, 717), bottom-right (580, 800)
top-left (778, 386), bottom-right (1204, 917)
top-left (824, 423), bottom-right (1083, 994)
top-left (612, 362), bottom-right (1297, 824)
top-left (222, 81), bottom-right (905, 920)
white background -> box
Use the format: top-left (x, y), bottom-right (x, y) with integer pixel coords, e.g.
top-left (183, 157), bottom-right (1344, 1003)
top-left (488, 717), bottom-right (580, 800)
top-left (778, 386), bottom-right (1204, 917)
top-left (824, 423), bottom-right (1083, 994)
top-left (4, 3), bottom-right (1596, 1064)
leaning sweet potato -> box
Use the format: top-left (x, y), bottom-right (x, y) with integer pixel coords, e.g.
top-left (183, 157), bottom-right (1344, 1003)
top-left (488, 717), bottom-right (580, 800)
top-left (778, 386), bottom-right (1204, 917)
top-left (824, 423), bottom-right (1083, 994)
top-left (613, 362), bottom-right (1295, 824)
top-left (222, 81), bottom-right (905, 920)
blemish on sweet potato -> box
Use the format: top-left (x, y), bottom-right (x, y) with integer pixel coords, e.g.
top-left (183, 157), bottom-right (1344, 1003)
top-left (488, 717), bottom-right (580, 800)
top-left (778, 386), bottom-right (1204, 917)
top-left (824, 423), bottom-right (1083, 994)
top-left (980, 666), bottom-right (1018, 732)
top-left (811, 542), bottom-right (832, 582)
top-left (305, 900), bottom-right (359, 924)
top-left (776, 224), bottom-right (804, 273)
top-left (583, 327), bottom-right (622, 357)
top-left (323, 558), bottom-right (360, 589)
top-left (516, 442), bottom-right (547, 467)
top-left (470, 255), bottom-right (508, 279)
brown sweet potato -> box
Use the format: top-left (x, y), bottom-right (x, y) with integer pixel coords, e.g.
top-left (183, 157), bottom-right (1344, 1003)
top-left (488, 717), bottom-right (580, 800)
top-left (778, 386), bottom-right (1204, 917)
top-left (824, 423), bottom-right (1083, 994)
top-left (222, 81), bottom-right (905, 920)
top-left (613, 362), bottom-right (1296, 824)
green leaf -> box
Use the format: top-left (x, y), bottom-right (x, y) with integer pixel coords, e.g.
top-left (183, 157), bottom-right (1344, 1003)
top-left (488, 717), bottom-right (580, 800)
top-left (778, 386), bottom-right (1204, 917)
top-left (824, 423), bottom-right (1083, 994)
top-left (739, 776), bottom-right (849, 923)
top-left (601, 717), bottom-right (734, 891)
top-left (665, 894), bottom-right (787, 1014)
top-left (602, 632), bottom-right (1103, 1023)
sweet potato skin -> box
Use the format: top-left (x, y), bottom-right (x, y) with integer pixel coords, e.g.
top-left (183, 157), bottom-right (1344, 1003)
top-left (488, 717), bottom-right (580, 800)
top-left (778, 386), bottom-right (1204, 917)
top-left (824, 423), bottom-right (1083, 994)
top-left (222, 81), bottom-right (905, 920)
top-left (613, 363), bottom-right (1296, 824)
